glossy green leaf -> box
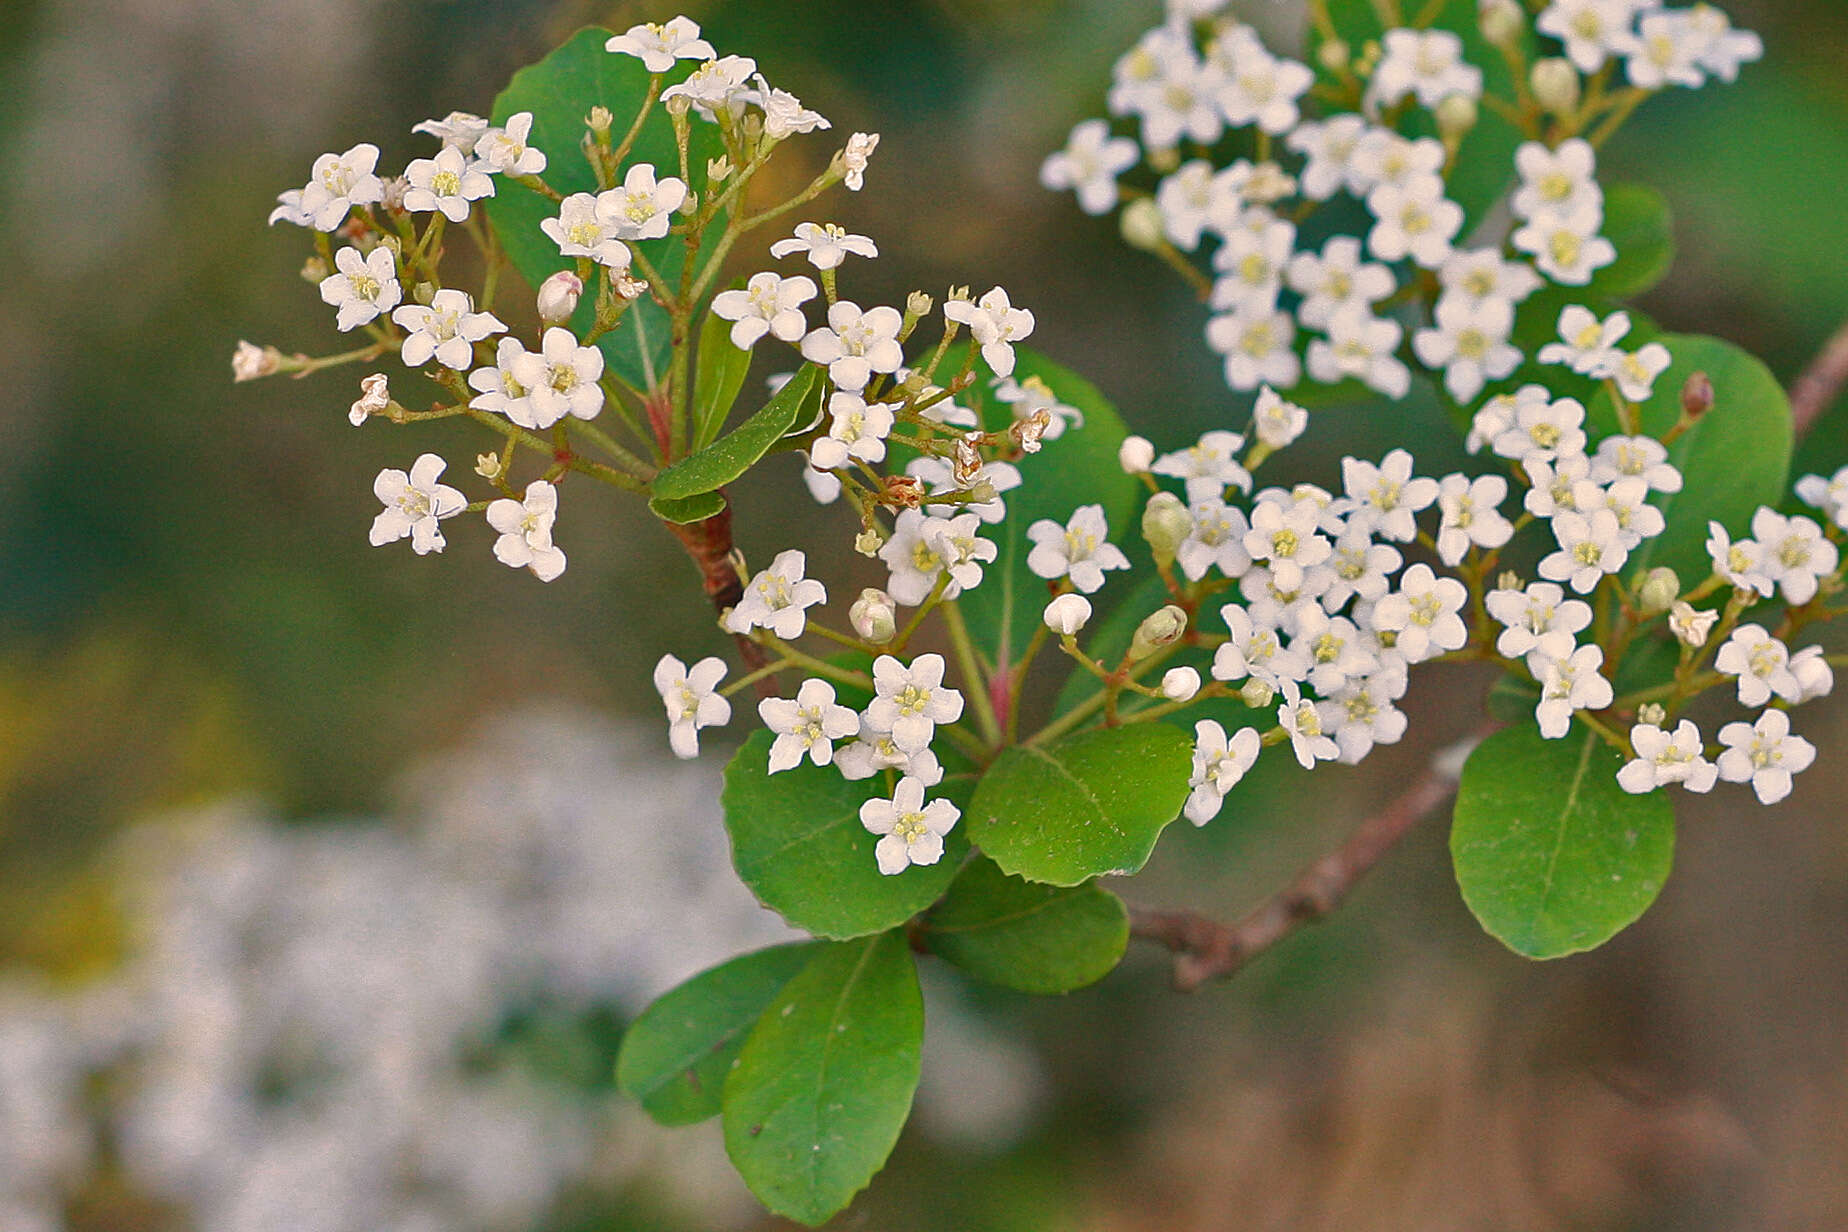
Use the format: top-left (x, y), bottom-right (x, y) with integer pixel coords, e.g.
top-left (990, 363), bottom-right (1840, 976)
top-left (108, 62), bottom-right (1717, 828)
top-left (721, 729), bottom-right (970, 939)
top-left (922, 858), bottom-right (1128, 994)
top-left (649, 490), bottom-right (726, 524)
top-left (1590, 182), bottom-right (1675, 300)
top-left (723, 933), bottom-right (923, 1227)
top-left (488, 28), bottom-right (721, 391)
top-left (1586, 333), bottom-right (1792, 584)
top-left (968, 723), bottom-right (1193, 886)
top-left (1451, 723), bottom-right (1676, 959)
top-left (616, 942), bottom-right (818, 1126)
top-left (652, 365), bottom-right (823, 502)
top-left (693, 306), bottom-right (754, 450)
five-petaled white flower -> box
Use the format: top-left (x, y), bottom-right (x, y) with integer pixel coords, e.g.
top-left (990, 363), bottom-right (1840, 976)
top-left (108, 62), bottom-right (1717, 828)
top-left (1369, 563), bottom-right (1468, 663)
top-left (1253, 386), bottom-right (1309, 450)
top-left (605, 16), bottom-right (716, 72)
top-left (860, 776), bottom-right (960, 875)
top-left (1041, 118), bottom-right (1139, 215)
top-left (1714, 623), bottom-right (1801, 707)
top-left (944, 287), bottom-right (1035, 378)
top-left (508, 327), bottom-right (605, 429)
top-left (1413, 294), bottom-right (1521, 402)
top-left (297, 143), bottom-right (385, 231)
top-left (392, 289), bottom-right (506, 371)
top-left (1716, 708), bottom-right (1815, 804)
top-left (800, 300), bottom-right (905, 391)
top-left (1185, 720), bottom-right (1262, 825)
top-left (1539, 508), bottom-right (1628, 594)
top-left (726, 548), bottom-right (827, 640)
top-left (864, 653), bottom-right (965, 753)
top-left (1533, 644), bottom-right (1614, 739)
top-left (1278, 679), bottom-right (1340, 768)
top-left (474, 112), bottom-right (548, 176)
top-left (770, 221), bottom-right (879, 270)
top-left (1152, 431), bottom-right (1252, 503)
top-left (1342, 449), bottom-right (1438, 543)
top-left (1705, 520), bottom-right (1776, 596)
top-left (370, 453), bottom-right (466, 554)
top-left (661, 54), bottom-right (757, 118)
top-left (1366, 178), bottom-right (1463, 268)
top-left (1026, 504), bottom-right (1132, 593)
top-left (412, 111), bottom-right (489, 155)
top-left (320, 245), bottom-right (402, 332)
top-left (759, 678), bottom-right (860, 773)
top-left (542, 193), bottom-right (632, 268)
top-left (403, 146), bottom-right (495, 222)
top-left (602, 163), bottom-right (687, 242)
top-left (1618, 720), bottom-right (1718, 794)
top-left (1485, 581), bottom-right (1592, 663)
top-left (712, 271), bottom-right (818, 349)
top-left (1369, 27), bottom-right (1483, 109)
top-left (485, 480), bottom-right (567, 581)
top-left (809, 392), bottom-right (895, 470)
top-left (653, 654), bottom-right (730, 760)
top-left (1749, 508), bottom-right (1839, 606)
top-left (1434, 473), bottom-right (1514, 565)
top-left (751, 73), bottom-right (831, 139)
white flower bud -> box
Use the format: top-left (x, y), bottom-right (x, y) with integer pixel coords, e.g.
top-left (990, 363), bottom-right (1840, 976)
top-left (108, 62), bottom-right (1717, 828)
top-left (1636, 567), bottom-right (1680, 615)
top-left (1240, 677), bottom-right (1275, 709)
top-left (1129, 604), bottom-right (1188, 661)
top-left (1637, 702), bottom-right (1667, 727)
top-left (1141, 491), bottom-right (1192, 568)
top-left (1531, 59), bottom-right (1581, 116)
top-left (1436, 94), bottom-right (1478, 141)
top-left (537, 271), bottom-right (584, 324)
top-left (301, 255), bottom-right (329, 283)
top-left (231, 340), bottom-right (280, 382)
top-left (1044, 593), bottom-right (1093, 636)
top-left (850, 588), bottom-right (898, 644)
top-left (1146, 144), bottom-right (1181, 174)
top-left (1478, 0), bottom-right (1524, 48)
top-left (1317, 37), bottom-right (1350, 73)
top-left (1669, 601), bottom-right (1718, 649)
top-left (1161, 666), bottom-right (1201, 702)
top-left (1120, 197), bottom-right (1166, 252)
top-left (1119, 435), bottom-right (1155, 474)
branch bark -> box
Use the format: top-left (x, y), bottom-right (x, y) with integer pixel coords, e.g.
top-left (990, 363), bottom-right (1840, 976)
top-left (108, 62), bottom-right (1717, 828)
top-left (1791, 316), bottom-right (1848, 438)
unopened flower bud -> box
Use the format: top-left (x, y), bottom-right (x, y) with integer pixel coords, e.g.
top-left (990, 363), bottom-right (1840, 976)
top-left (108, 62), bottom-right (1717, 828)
top-left (413, 280), bottom-right (437, 306)
top-left (1129, 604), bottom-right (1188, 661)
top-left (1478, 0), bottom-right (1524, 48)
top-left (1637, 567), bottom-right (1680, 615)
top-left (349, 373), bottom-right (390, 426)
top-left (1161, 666), bottom-right (1201, 702)
top-left (851, 588), bottom-right (898, 644)
top-left (1146, 144), bottom-right (1181, 174)
top-left (1436, 94), bottom-right (1478, 141)
top-left (968, 479), bottom-right (998, 505)
top-left (1044, 593), bottom-right (1093, 636)
top-left (1120, 197), bottom-right (1166, 252)
top-left (1637, 702), bottom-right (1667, 727)
top-left (586, 105), bottom-right (614, 138)
top-left (1119, 435), bottom-right (1155, 473)
top-left (1142, 491), bottom-right (1192, 568)
top-left (1681, 371), bottom-right (1714, 421)
top-left (1531, 58), bottom-right (1581, 116)
top-left (231, 340), bottom-right (280, 382)
top-left (537, 270), bottom-right (584, 324)
top-left (1669, 600), bottom-right (1718, 648)
top-left (1240, 677), bottom-right (1275, 709)
top-left (1317, 37), bottom-right (1350, 73)
top-left (855, 527), bottom-right (885, 557)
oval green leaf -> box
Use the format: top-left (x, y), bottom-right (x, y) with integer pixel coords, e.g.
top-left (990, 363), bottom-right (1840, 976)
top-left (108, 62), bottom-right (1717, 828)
top-left (721, 728), bottom-right (969, 939)
top-left (616, 941), bottom-right (818, 1126)
top-left (922, 858), bottom-right (1128, 994)
top-left (653, 365), bottom-right (823, 501)
top-left (723, 932), bottom-right (923, 1227)
top-left (1451, 723), bottom-right (1676, 959)
top-left (649, 490), bottom-right (726, 524)
top-left (693, 306), bottom-right (755, 450)
top-left (968, 723), bottom-right (1194, 886)
top-left (1591, 182), bottom-right (1675, 300)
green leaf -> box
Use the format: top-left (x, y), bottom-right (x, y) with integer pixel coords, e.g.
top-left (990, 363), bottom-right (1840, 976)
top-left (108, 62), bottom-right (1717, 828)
top-left (693, 305), bottom-right (754, 451)
top-left (1484, 672), bottom-right (1541, 724)
top-left (652, 365), bottom-right (824, 501)
top-left (1590, 183), bottom-right (1675, 300)
top-left (721, 729), bottom-right (969, 939)
top-left (616, 942), bottom-right (818, 1126)
top-left (649, 490), bottom-right (726, 524)
top-left (968, 723), bottom-right (1193, 886)
top-left (723, 933), bottom-right (923, 1227)
top-left (921, 858), bottom-right (1128, 994)
top-left (1586, 333), bottom-right (1792, 584)
top-left (1451, 723), bottom-right (1676, 959)
top-left (487, 28), bottom-right (721, 391)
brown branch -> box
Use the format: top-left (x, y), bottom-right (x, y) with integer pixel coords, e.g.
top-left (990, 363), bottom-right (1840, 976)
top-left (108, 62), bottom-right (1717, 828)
top-left (1791, 317), bottom-right (1848, 438)
top-left (1128, 728), bottom-right (1493, 992)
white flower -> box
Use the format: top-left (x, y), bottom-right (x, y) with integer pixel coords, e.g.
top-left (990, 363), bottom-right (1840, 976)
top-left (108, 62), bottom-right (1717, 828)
top-left (1126, 40), bottom-right (1224, 150)
top-left (1617, 720), bottom-right (1718, 793)
top-left (759, 679), bottom-right (860, 773)
top-left (508, 327), bottom-right (604, 429)
top-left (1044, 593), bottom-right (1093, 635)
top-left (1686, 3), bottom-right (1765, 82)
top-left (1351, 129), bottom-right (1446, 194)
top-left (1794, 465), bottom-right (1848, 531)
top-left (1369, 563), bottom-right (1468, 663)
top-left (865, 653), bottom-right (964, 753)
top-left (1714, 623), bottom-right (1801, 707)
top-left (836, 734), bottom-right (943, 785)
top-left (1210, 211), bottom-right (1296, 311)
top-left (412, 111), bottom-right (490, 155)
top-left (654, 654), bottom-right (730, 759)
top-left (1176, 500), bottom-right (1254, 582)
top-left (661, 55), bottom-right (757, 119)
top-left (541, 194), bottom-right (632, 267)
top-left (1612, 342), bottom-right (1673, 403)
top-left (1537, 0), bottom-right (1644, 73)
top-left (349, 372), bottom-right (390, 426)
top-left (467, 337), bottom-right (537, 426)
top-left (1322, 528), bottom-right (1402, 609)
top-left (297, 143), bottom-right (384, 231)
top-left (711, 271), bottom-right (817, 349)
top-left (605, 17), bottom-right (715, 72)
top-left (1342, 449), bottom-right (1439, 543)
top-left (1153, 431), bottom-right (1253, 502)
top-left (771, 221), bottom-right (880, 271)
top-left (233, 339), bottom-right (278, 382)
top-left (726, 548), bottom-right (827, 640)
top-left (1538, 305), bottom-right (1628, 376)
top-left (1026, 504), bottom-right (1132, 594)
top-left (1319, 667), bottom-right (1410, 763)
top-left (536, 270), bottom-right (584, 323)
top-left (1586, 475), bottom-right (1666, 550)
top-left (800, 300), bottom-right (905, 391)
top-left (392, 289), bottom-right (506, 371)
top-left (1490, 389), bottom-right (1587, 463)
top-left (600, 163), bottom-right (687, 242)
top-left (1413, 294), bottom-right (1522, 402)
top-left (485, 480), bottom-right (566, 581)
top-left (1486, 581), bottom-right (1593, 662)
top-left (1041, 119), bottom-right (1140, 215)
top-left (474, 112), bottom-right (547, 177)
top-left (1278, 680), bottom-right (1340, 768)
top-left (1307, 308), bottom-right (1411, 399)
top-left (1539, 508), bottom-right (1628, 593)
top-left (1366, 179), bottom-right (1463, 269)
top-left (1292, 610), bottom-right (1381, 694)
top-left (1214, 33), bottom-right (1315, 134)
top-left (1789, 644), bottom-right (1835, 703)
top-left (319, 246), bottom-right (401, 332)
top-left (994, 374), bottom-right (1083, 440)
top-left (881, 512), bottom-right (964, 604)
top-left (1620, 11), bottom-right (1708, 89)
top-left (403, 146), bottom-right (494, 222)
top-left (751, 74), bottom-right (830, 139)
top-left (808, 391), bottom-right (895, 471)
top-left (1749, 508), bottom-right (1839, 606)
top-left (1669, 600), bottom-right (1718, 648)
top-left (1244, 496), bottom-right (1333, 592)
top-left (1512, 139), bottom-right (1602, 222)
top-left (1185, 720), bottom-right (1262, 824)
top-left (860, 777), bottom-right (960, 875)
top-left (944, 287), bottom-right (1035, 378)
top-left (1513, 204), bottom-right (1617, 286)
top-left (1286, 114), bottom-right (1374, 200)
top-left (369, 453), bottom-right (466, 554)
top-left (1440, 248), bottom-right (1544, 305)
top-left (1715, 709), bottom-right (1815, 804)
top-left (1286, 236), bottom-right (1396, 330)
top-left (1435, 473), bottom-right (1514, 564)
top-left (1253, 386), bottom-right (1308, 450)
top-left (1153, 160), bottom-right (1218, 250)
top-left (1706, 521), bottom-right (1776, 596)
top-left (1213, 604), bottom-right (1308, 685)
top-left (930, 514), bottom-right (998, 595)
top-left (1206, 304), bottom-right (1301, 392)
top-left (1369, 28), bottom-right (1483, 110)
top-left (1533, 644), bottom-right (1614, 739)
top-left (841, 132), bottom-right (879, 190)
top-left (1590, 434), bottom-right (1682, 493)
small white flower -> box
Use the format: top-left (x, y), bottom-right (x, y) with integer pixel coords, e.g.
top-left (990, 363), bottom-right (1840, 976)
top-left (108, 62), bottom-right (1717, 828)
top-left (1590, 434), bottom-right (1682, 493)
top-left (412, 111), bottom-right (490, 155)
top-left (944, 287), bottom-right (1035, 378)
top-left (1342, 449), bottom-right (1439, 543)
top-left (1307, 308), bottom-right (1411, 399)
top-left (1669, 600), bottom-right (1718, 648)
top-left (1714, 623), bottom-right (1801, 707)
top-left (1612, 342), bottom-right (1674, 403)
top-left (809, 392), bottom-right (895, 470)
top-left (1617, 720), bottom-right (1718, 794)
top-left (605, 17), bottom-right (716, 72)
top-left (1318, 667), bottom-right (1410, 764)
top-left (349, 373), bottom-right (390, 426)
top-left (1369, 27), bottom-right (1483, 110)
top-left (726, 548), bottom-right (827, 640)
top-left (467, 336), bottom-right (537, 426)
top-left (881, 511), bottom-right (962, 604)
top-left (1686, 3), bottom-right (1764, 82)
top-left (1119, 435), bottom-right (1157, 474)
top-left (509, 327), bottom-right (604, 428)
top-left (1185, 720), bottom-right (1262, 824)
top-left (474, 112), bottom-right (547, 177)
top-left (751, 73), bottom-right (830, 139)
top-left (1537, 0), bottom-right (1642, 73)
top-left (1321, 528), bottom-right (1402, 609)
top-left (485, 480), bottom-right (566, 581)
top-left (759, 678), bottom-right (860, 773)
top-left (1286, 236), bottom-right (1396, 331)
top-left (1369, 563), bottom-right (1468, 663)
top-left (1749, 508), bottom-right (1839, 606)
top-left (1245, 496), bottom-right (1334, 592)
top-left (1253, 386), bottom-right (1308, 450)
top-left (836, 734), bottom-right (943, 785)
top-left (1619, 10), bottom-right (1708, 89)
top-left (1350, 129), bottom-right (1446, 194)
top-left (1152, 430), bottom-right (1253, 502)
top-left (1041, 118), bottom-right (1140, 215)
top-left (841, 131), bottom-right (879, 190)
top-left (865, 653), bottom-right (965, 753)
top-left (1584, 475), bottom-right (1666, 551)
top-left (1533, 644), bottom-right (1614, 739)
top-left (800, 300), bottom-right (905, 391)
top-left (654, 654), bottom-right (731, 759)
top-left (1176, 500), bottom-right (1254, 582)
top-left (1715, 709), bottom-right (1815, 805)
top-left (1215, 36), bottom-right (1315, 134)
top-left (319, 245), bottom-right (402, 332)
top-left (860, 776), bottom-right (960, 875)
top-left (661, 54), bottom-right (758, 119)
top-left (1205, 305), bottom-right (1301, 392)
top-left (1044, 593), bottom-right (1093, 635)
top-left (1794, 465), bottom-right (1848, 531)
top-left (1513, 204), bottom-right (1616, 286)
top-left (297, 142), bottom-right (385, 232)
top-left (542, 193), bottom-right (632, 267)
top-left (1538, 305), bottom-right (1629, 375)
top-left (1292, 610), bottom-right (1381, 694)
top-left (1435, 473), bottom-right (1514, 565)
top-left (1486, 581), bottom-right (1593, 662)
top-left (1706, 521), bottom-right (1776, 596)
top-left (392, 289), bottom-right (506, 371)
top-left (403, 145), bottom-right (495, 222)
top-left (1365, 179), bottom-right (1463, 269)
top-left (1278, 680), bottom-right (1340, 768)
top-left (1521, 453), bottom-right (1594, 522)
top-left (599, 163), bottom-right (687, 242)
top-left (1789, 644), bottom-right (1835, 703)
top-left (1512, 139), bottom-right (1602, 222)
top-left (1539, 508), bottom-right (1628, 593)
top-left (1285, 114), bottom-right (1374, 200)
top-left (1413, 293), bottom-right (1522, 402)
top-left (1490, 389), bottom-right (1587, 464)
top-left (369, 453), bottom-right (466, 554)
top-left (1213, 604), bottom-right (1309, 686)
top-left (1026, 504), bottom-right (1132, 593)
top-left (1440, 248), bottom-right (1544, 306)
top-left (1210, 212), bottom-right (1296, 312)
top-left (711, 271), bottom-right (818, 349)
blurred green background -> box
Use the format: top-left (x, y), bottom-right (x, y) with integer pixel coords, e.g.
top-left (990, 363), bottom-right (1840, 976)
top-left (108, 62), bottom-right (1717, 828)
top-left (3, 0), bottom-right (1848, 1228)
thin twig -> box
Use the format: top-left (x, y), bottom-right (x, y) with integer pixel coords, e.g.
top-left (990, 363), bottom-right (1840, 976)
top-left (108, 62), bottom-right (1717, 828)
top-left (1790, 316), bottom-right (1848, 438)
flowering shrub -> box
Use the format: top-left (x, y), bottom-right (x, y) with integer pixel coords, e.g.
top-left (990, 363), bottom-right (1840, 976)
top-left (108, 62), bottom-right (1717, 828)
top-left (240, 3), bottom-right (1845, 1223)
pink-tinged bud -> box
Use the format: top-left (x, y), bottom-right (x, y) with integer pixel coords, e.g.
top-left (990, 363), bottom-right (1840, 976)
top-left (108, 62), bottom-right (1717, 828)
top-left (537, 271), bottom-right (584, 324)
top-left (850, 588), bottom-right (898, 644)
top-left (1681, 370), bottom-right (1714, 421)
